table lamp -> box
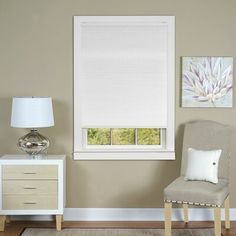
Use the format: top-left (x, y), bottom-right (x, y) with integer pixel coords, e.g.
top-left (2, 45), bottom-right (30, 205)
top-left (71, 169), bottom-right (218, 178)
top-left (11, 97), bottom-right (54, 156)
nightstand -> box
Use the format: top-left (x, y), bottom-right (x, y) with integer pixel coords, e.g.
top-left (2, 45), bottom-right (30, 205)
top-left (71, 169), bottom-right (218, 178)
top-left (0, 155), bottom-right (66, 231)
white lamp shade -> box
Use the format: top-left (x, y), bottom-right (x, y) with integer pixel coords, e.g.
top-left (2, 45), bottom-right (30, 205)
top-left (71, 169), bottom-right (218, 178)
top-left (11, 97), bottom-right (54, 128)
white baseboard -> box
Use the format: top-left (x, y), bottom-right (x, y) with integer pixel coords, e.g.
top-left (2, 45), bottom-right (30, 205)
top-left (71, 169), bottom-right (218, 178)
top-left (11, 208), bottom-right (236, 221)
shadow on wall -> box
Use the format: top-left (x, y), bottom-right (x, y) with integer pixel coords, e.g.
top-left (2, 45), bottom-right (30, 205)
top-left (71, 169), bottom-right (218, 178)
top-left (43, 99), bottom-right (72, 155)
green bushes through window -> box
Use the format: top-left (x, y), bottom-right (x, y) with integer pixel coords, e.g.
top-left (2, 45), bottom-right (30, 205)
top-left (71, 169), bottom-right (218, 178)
top-left (87, 128), bottom-right (160, 146)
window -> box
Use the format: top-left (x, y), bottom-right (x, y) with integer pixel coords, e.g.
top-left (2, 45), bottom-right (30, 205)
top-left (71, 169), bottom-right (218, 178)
top-left (87, 128), bottom-right (161, 146)
top-left (74, 16), bottom-right (175, 160)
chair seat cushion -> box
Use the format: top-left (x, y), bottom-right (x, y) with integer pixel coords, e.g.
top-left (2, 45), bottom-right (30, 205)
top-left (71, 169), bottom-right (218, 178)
top-left (164, 177), bottom-right (229, 207)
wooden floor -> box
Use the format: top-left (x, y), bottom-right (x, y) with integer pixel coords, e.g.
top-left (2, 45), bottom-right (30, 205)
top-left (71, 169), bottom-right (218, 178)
top-left (0, 221), bottom-right (236, 236)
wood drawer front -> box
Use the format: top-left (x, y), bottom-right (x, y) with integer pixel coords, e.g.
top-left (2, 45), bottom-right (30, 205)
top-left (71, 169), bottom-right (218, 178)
top-left (2, 180), bottom-right (58, 195)
top-left (3, 195), bottom-right (57, 210)
top-left (2, 165), bottom-right (58, 180)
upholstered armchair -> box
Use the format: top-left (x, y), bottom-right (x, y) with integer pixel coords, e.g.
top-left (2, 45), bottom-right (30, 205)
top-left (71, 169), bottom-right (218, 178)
top-left (164, 120), bottom-right (231, 236)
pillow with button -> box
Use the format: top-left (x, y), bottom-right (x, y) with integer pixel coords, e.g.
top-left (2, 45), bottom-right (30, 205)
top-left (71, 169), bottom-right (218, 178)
top-left (184, 148), bottom-right (222, 184)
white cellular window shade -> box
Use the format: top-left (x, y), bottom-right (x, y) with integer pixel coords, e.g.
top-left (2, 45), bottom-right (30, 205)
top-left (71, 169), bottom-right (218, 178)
top-left (74, 16), bottom-right (175, 160)
top-left (80, 23), bottom-right (167, 128)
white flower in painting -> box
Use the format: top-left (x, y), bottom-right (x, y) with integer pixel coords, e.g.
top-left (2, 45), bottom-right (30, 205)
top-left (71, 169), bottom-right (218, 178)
top-left (183, 57), bottom-right (232, 106)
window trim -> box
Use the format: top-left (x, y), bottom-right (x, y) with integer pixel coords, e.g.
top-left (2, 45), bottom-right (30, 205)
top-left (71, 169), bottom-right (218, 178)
top-left (74, 16), bottom-right (175, 160)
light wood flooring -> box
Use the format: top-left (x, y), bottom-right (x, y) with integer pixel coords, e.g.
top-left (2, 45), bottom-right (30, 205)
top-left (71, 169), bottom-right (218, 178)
top-left (0, 221), bottom-right (235, 236)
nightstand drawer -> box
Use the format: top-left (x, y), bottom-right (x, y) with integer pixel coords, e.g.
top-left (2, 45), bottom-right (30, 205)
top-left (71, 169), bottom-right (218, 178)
top-left (2, 180), bottom-right (57, 195)
top-left (2, 165), bottom-right (58, 180)
top-left (3, 195), bottom-right (57, 210)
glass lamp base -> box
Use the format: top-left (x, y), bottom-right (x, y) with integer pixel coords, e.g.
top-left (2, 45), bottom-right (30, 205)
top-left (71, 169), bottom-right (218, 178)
top-left (18, 129), bottom-right (50, 156)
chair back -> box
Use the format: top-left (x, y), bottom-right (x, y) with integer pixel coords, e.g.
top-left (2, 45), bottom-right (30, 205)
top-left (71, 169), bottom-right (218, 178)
top-left (180, 120), bottom-right (232, 180)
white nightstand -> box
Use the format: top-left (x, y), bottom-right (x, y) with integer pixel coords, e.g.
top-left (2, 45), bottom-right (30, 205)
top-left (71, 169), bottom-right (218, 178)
top-left (0, 155), bottom-right (66, 231)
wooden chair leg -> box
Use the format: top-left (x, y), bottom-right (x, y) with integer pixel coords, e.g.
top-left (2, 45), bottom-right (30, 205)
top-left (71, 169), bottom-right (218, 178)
top-left (0, 216), bottom-right (6, 231)
top-left (183, 203), bottom-right (188, 223)
top-left (56, 215), bottom-right (62, 231)
top-left (164, 202), bottom-right (172, 236)
top-left (214, 207), bottom-right (221, 236)
top-left (224, 195), bottom-right (230, 229)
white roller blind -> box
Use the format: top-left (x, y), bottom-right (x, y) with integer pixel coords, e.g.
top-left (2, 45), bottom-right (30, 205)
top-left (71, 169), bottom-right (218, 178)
top-left (78, 21), bottom-right (168, 128)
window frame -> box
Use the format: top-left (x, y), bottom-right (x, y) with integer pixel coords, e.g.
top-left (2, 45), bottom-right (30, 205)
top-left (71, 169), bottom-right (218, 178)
top-left (74, 16), bottom-right (175, 160)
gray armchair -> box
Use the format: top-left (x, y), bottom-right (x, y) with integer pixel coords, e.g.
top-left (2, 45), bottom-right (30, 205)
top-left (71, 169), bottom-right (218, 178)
top-left (164, 120), bottom-right (231, 236)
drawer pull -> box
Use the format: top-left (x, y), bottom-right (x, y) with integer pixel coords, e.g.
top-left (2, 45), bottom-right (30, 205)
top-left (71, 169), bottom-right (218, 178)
top-left (23, 187), bottom-right (37, 190)
top-left (23, 172), bottom-right (37, 175)
top-left (23, 202), bottom-right (37, 205)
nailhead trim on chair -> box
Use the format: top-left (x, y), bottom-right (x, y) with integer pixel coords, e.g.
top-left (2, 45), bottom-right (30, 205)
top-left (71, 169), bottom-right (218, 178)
top-left (164, 199), bottom-right (221, 207)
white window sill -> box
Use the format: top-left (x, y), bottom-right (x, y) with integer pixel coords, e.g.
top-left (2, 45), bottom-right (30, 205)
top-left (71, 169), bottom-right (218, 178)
top-left (73, 150), bottom-right (175, 160)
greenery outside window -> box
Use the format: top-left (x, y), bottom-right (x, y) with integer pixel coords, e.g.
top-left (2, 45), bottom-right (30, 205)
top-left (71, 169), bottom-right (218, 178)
top-left (87, 128), bottom-right (161, 147)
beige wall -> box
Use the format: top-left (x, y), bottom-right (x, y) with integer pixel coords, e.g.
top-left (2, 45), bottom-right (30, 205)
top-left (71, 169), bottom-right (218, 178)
top-left (0, 0), bottom-right (236, 208)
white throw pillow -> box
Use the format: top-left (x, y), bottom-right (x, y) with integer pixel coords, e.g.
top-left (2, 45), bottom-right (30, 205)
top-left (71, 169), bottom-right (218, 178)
top-left (184, 148), bottom-right (222, 184)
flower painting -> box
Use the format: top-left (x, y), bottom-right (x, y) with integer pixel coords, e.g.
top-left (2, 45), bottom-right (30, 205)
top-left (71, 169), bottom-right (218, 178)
top-left (182, 57), bottom-right (233, 107)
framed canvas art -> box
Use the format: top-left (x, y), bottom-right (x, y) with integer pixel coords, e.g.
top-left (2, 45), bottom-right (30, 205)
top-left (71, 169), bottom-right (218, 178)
top-left (182, 57), bottom-right (233, 107)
